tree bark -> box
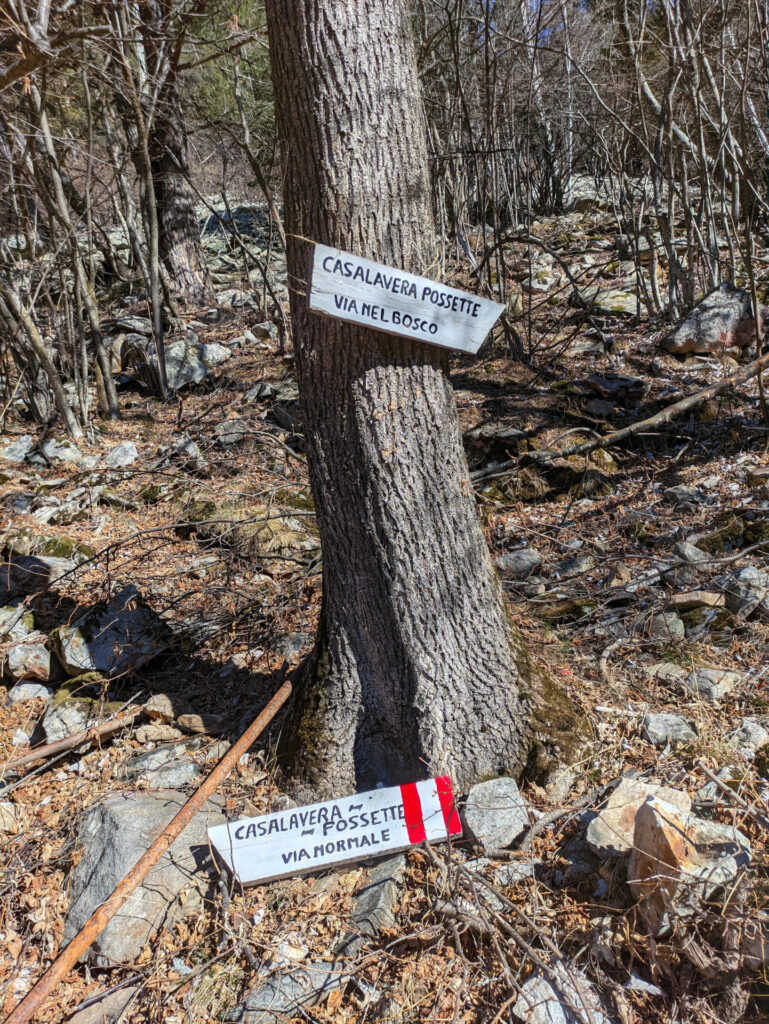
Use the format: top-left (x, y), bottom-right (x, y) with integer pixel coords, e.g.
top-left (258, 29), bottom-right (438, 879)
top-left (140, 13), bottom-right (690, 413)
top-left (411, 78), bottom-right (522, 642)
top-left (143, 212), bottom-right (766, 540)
top-left (265, 0), bottom-right (536, 799)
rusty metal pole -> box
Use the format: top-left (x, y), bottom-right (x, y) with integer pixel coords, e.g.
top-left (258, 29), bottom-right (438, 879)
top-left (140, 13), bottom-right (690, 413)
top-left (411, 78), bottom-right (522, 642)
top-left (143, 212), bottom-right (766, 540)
top-left (4, 677), bottom-right (293, 1024)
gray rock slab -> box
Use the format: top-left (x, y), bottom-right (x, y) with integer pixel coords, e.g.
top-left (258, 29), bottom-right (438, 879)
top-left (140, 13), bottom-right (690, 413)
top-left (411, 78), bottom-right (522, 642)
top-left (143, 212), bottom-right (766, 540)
top-left (114, 314), bottom-right (153, 336)
top-left (642, 712), bottom-right (697, 746)
top-left (38, 438), bottom-right (83, 464)
top-left (66, 985), bottom-right (141, 1024)
top-left (0, 554), bottom-right (75, 595)
top-left (104, 442), bottom-right (138, 469)
top-left (2, 435), bottom-right (34, 463)
top-left (662, 282), bottom-right (757, 355)
top-left (495, 860), bottom-right (537, 886)
top-left (215, 417), bottom-right (249, 446)
top-left (62, 790), bottom-right (225, 965)
top-left (683, 666), bottom-right (743, 700)
top-left (716, 566), bottom-right (769, 619)
top-left (42, 699), bottom-right (91, 743)
top-left (6, 681), bottom-right (52, 704)
top-left (729, 717), bottom-right (769, 752)
top-left (0, 605), bottom-right (33, 642)
top-left (463, 777), bottom-right (529, 852)
top-left (512, 962), bottom-right (615, 1024)
top-left (495, 547), bottom-right (542, 578)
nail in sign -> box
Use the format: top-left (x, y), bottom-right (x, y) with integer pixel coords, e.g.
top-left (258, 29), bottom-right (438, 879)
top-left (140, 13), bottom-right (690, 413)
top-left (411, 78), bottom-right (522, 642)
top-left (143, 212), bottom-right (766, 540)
top-left (309, 244), bottom-right (504, 354)
top-left (208, 776), bottom-right (462, 885)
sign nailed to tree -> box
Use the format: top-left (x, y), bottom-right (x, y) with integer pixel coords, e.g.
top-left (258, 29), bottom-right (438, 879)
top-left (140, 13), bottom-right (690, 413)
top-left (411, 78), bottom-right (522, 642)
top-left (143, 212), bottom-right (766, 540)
top-left (208, 776), bottom-right (462, 886)
top-left (309, 244), bottom-right (504, 354)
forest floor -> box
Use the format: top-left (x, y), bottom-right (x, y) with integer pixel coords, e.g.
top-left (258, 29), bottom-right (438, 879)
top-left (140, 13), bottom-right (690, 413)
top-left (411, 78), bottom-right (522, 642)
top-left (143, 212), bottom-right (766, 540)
top-left (1, 207), bottom-right (769, 1024)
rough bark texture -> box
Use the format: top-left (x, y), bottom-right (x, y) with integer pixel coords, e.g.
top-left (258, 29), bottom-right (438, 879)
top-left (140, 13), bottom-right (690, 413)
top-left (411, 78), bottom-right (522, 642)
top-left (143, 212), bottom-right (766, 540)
top-left (149, 76), bottom-right (215, 305)
top-left (266, 0), bottom-right (536, 799)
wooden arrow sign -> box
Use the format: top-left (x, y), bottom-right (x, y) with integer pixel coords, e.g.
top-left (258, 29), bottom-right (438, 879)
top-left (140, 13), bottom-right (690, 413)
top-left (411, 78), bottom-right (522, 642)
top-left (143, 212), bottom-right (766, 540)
top-left (309, 244), bottom-right (504, 354)
top-left (208, 776), bottom-right (462, 886)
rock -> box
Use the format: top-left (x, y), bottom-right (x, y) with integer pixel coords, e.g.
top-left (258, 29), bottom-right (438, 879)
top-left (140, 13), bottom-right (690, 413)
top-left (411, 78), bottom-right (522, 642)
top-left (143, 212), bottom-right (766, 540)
top-left (42, 698), bottom-right (90, 742)
top-left (6, 681), bottom-right (52, 704)
top-left (163, 340), bottom-right (209, 389)
top-left (0, 802), bottom-right (17, 830)
top-left (624, 972), bottom-right (665, 997)
top-left (12, 727), bottom-right (30, 746)
top-left (177, 712), bottom-right (226, 735)
top-left (0, 605), bottom-right (34, 641)
top-left (214, 416), bottom-right (249, 446)
top-left (638, 612), bottom-right (685, 640)
top-left (576, 285), bottom-right (638, 317)
top-left (248, 321), bottom-right (279, 341)
top-left (586, 777), bottom-right (691, 857)
top-left (668, 590), bottom-right (724, 612)
top-left (512, 962), bottom-right (614, 1024)
top-left (66, 986), bottom-right (141, 1024)
top-left (674, 540), bottom-right (710, 564)
top-left (134, 723), bottom-right (184, 744)
top-left (144, 761), bottom-right (200, 788)
top-left (729, 717), bottom-right (769, 753)
top-left (200, 342), bottom-right (232, 368)
top-left (113, 314), bottom-right (153, 336)
top-left (663, 485), bottom-right (708, 508)
top-left (553, 552), bottom-right (596, 578)
top-left (628, 795), bottom-right (751, 935)
top-left (662, 282), bottom-right (766, 355)
top-left (104, 442), bottom-right (138, 469)
top-left (683, 665), bottom-right (743, 700)
top-left (119, 741), bottom-right (200, 781)
top-left (495, 547), bottom-right (542, 578)
top-left (34, 438), bottom-right (82, 465)
top-left (144, 693), bottom-right (178, 722)
top-left (716, 566), bottom-right (769, 619)
top-left (62, 790), bottom-right (225, 964)
top-left (463, 777), bottom-right (529, 852)
top-left (642, 713), bottom-right (697, 746)
top-left (168, 432), bottom-right (207, 473)
top-left (586, 373), bottom-right (649, 402)
top-left (0, 553), bottom-right (76, 595)
top-left (4, 633), bottom-right (50, 681)
top-left (2, 435), bottom-right (34, 462)
top-left (495, 860), bottom-right (537, 885)
top-left (51, 585), bottom-right (168, 678)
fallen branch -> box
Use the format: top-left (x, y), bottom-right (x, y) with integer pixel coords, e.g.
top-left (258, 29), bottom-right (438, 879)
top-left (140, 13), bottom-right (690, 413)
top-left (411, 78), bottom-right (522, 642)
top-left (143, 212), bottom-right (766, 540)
top-left (1, 705), bottom-right (144, 774)
top-left (3, 670), bottom-right (293, 1024)
top-left (472, 348), bottom-right (769, 483)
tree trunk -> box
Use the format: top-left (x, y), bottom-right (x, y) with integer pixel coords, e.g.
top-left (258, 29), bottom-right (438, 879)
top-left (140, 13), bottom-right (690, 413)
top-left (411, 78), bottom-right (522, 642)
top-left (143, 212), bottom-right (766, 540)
top-left (149, 76), bottom-right (214, 305)
top-left (265, 0), bottom-right (536, 800)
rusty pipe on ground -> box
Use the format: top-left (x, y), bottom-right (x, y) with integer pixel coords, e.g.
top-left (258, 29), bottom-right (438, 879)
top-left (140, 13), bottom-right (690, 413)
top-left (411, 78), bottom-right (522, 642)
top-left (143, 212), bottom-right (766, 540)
top-left (4, 675), bottom-right (293, 1024)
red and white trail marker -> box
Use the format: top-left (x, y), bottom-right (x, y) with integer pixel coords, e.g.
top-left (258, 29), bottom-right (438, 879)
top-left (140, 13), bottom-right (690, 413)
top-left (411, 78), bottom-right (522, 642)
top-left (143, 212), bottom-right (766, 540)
top-left (207, 776), bottom-right (462, 886)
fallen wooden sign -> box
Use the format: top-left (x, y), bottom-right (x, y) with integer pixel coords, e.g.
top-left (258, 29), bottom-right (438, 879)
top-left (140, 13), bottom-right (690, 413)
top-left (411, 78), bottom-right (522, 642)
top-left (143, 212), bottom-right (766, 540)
top-left (208, 776), bottom-right (462, 885)
top-left (309, 244), bottom-right (504, 354)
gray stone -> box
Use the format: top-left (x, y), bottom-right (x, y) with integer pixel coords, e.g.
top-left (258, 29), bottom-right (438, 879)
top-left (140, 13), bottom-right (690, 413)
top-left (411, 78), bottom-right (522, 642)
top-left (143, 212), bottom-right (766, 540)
top-left (662, 282), bottom-right (763, 355)
top-left (586, 777), bottom-right (691, 857)
top-left (163, 340), bottom-right (208, 389)
top-left (200, 342), bottom-right (232, 368)
top-left (119, 741), bottom-right (201, 788)
top-left (62, 790), bottom-right (225, 965)
top-left (495, 547), bottom-right (542, 579)
top-left (642, 713), bottom-right (696, 746)
top-left (463, 777), bottom-right (529, 852)
top-left (2, 435), bottom-right (34, 463)
top-left (512, 962), bottom-right (614, 1024)
top-left (169, 432), bottom-right (207, 473)
top-left (214, 417), bottom-right (249, 446)
top-left (0, 552), bottom-right (75, 595)
top-left (0, 605), bottom-right (34, 641)
top-left (729, 717), bottom-right (769, 753)
top-left (6, 681), bottom-right (52, 704)
top-left (114, 314), bottom-right (153, 336)
top-left (674, 540), bottom-right (710, 565)
top-left (644, 612), bottom-right (685, 640)
top-left (495, 860), bottom-right (537, 886)
top-left (577, 285), bottom-right (638, 317)
top-left (42, 699), bottom-right (90, 743)
top-left (554, 552), bottom-right (596, 578)
top-left (4, 633), bottom-right (50, 681)
top-left (683, 666), bottom-right (743, 700)
top-left (0, 802), bottom-right (16, 830)
top-left (716, 566), bottom-right (769, 619)
top-left (104, 442), bottom-right (138, 469)
top-left (249, 321), bottom-right (279, 342)
top-left (66, 986), bottom-right (141, 1024)
top-left (144, 761), bottom-right (200, 789)
top-left (52, 584), bottom-right (168, 678)
top-left (38, 438), bottom-right (83, 464)
top-left (664, 485), bottom-right (708, 508)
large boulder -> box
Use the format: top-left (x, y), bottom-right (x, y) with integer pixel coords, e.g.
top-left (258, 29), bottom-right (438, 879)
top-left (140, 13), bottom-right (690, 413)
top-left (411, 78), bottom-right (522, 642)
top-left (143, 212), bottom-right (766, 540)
top-left (62, 791), bottom-right (225, 964)
top-left (662, 282), bottom-right (767, 355)
top-left (121, 336), bottom-right (231, 392)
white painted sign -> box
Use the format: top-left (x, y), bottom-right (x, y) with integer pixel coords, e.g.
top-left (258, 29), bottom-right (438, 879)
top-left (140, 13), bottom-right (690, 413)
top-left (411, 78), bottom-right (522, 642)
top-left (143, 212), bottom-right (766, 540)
top-left (309, 244), bottom-right (504, 354)
top-left (208, 776), bottom-right (462, 886)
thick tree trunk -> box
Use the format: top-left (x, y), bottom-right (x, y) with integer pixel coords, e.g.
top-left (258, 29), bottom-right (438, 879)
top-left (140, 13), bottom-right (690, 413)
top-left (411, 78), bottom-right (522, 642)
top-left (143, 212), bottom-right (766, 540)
top-left (266, 0), bottom-right (537, 799)
top-left (149, 76), bottom-right (215, 305)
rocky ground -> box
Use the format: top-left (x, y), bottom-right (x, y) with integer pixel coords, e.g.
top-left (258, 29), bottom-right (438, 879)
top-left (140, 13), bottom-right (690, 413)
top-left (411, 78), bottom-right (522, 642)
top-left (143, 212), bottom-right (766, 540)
top-left (1, 197), bottom-right (769, 1024)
